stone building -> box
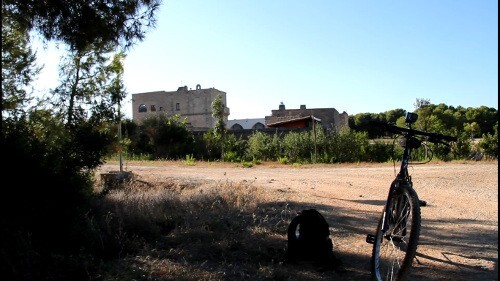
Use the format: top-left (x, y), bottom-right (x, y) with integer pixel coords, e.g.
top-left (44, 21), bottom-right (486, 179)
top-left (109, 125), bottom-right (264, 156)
top-left (132, 84), bottom-right (230, 131)
top-left (264, 103), bottom-right (348, 131)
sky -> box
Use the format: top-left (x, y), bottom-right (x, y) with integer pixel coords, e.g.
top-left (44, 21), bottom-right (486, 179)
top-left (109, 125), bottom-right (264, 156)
top-left (35, 0), bottom-right (498, 120)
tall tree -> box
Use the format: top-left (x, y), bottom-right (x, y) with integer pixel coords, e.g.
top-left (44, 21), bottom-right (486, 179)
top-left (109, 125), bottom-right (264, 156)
top-left (385, 109), bottom-right (406, 124)
top-left (3, 0), bottom-right (161, 52)
top-left (50, 44), bottom-right (126, 126)
top-left (1, 1), bottom-right (163, 279)
top-left (413, 98), bottom-right (431, 110)
top-left (414, 98), bottom-right (432, 131)
top-left (211, 94), bottom-right (226, 159)
top-left (1, 5), bottom-right (41, 119)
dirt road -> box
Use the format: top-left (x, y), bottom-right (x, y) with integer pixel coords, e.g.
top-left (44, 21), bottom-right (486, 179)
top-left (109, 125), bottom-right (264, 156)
top-left (99, 160), bottom-right (498, 280)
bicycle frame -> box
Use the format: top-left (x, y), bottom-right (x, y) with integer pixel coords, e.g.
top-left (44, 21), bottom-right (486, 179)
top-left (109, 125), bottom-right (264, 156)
top-left (380, 134), bottom-right (417, 233)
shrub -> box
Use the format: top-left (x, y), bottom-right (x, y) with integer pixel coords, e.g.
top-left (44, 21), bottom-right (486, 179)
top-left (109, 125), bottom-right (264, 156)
top-left (137, 115), bottom-right (195, 159)
top-left (183, 154), bottom-right (196, 165)
top-left (479, 122), bottom-right (498, 159)
top-left (364, 140), bottom-right (393, 162)
top-left (326, 127), bottom-right (369, 163)
top-left (246, 131), bottom-right (272, 161)
top-left (223, 151), bottom-right (240, 162)
top-left (282, 131), bottom-right (312, 163)
top-left (223, 133), bottom-right (247, 162)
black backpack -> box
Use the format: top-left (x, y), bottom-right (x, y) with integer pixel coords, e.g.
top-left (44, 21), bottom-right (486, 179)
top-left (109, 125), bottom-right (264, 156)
top-left (286, 209), bottom-right (344, 271)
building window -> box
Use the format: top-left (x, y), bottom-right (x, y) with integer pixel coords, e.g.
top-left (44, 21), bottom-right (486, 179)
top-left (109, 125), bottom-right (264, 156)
top-left (151, 105), bottom-right (156, 111)
top-left (253, 122), bottom-right (265, 130)
top-left (175, 103), bottom-right (180, 111)
top-left (231, 124), bottom-right (243, 130)
top-left (138, 104), bottom-right (147, 112)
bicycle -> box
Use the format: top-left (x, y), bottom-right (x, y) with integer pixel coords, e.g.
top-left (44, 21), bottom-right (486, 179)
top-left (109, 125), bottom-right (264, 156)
top-left (365, 112), bottom-right (457, 281)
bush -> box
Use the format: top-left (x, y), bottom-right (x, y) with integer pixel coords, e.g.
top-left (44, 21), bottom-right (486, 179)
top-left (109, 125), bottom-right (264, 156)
top-left (1, 115), bottom-right (110, 280)
top-left (326, 127), bottom-right (369, 163)
top-left (223, 133), bottom-right (247, 162)
top-left (201, 130), bottom-right (222, 161)
top-left (479, 122), bottom-right (498, 159)
top-left (364, 140), bottom-right (393, 162)
top-left (138, 115), bottom-right (195, 159)
top-left (451, 133), bottom-right (473, 159)
top-left (246, 131), bottom-right (273, 161)
top-left (223, 150), bottom-right (240, 162)
top-left (282, 131), bottom-right (312, 163)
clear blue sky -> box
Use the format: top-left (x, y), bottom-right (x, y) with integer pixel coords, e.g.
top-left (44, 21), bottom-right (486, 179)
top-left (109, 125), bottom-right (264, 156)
top-left (37, 0), bottom-right (498, 120)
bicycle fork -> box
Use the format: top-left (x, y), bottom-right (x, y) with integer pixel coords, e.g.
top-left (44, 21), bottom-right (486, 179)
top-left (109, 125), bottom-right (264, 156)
top-left (366, 180), bottom-right (402, 244)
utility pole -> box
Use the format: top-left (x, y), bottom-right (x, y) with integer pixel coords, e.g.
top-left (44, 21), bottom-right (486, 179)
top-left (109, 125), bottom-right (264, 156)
top-left (311, 110), bottom-right (317, 163)
top-left (118, 103), bottom-right (123, 172)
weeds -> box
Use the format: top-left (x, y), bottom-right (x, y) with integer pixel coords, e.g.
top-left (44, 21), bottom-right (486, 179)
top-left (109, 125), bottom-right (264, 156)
top-left (242, 161), bottom-right (253, 168)
top-left (183, 154), bottom-right (196, 166)
top-left (84, 175), bottom-right (317, 280)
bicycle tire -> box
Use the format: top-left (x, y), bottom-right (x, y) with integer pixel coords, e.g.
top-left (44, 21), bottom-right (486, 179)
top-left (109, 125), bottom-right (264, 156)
top-left (371, 184), bottom-right (421, 281)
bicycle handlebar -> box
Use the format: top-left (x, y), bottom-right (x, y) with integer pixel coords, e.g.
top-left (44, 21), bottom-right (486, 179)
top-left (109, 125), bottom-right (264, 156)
top-left (370, 121), bottom-right (458, 144)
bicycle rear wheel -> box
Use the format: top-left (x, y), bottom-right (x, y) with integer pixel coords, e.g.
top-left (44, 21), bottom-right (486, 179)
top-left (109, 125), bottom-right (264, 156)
top-left (371, 185), bottom-right (421, 281)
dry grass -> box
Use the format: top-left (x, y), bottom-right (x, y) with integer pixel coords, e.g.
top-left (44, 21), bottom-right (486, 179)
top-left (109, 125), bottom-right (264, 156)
top-left (89, 173), bottom-right (338, 280)
top-left (91, 160), bottom-right (498, 281)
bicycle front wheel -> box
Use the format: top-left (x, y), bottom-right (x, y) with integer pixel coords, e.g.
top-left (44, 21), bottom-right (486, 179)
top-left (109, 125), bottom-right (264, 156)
top-left (371, 185), bottom-right (421, 281)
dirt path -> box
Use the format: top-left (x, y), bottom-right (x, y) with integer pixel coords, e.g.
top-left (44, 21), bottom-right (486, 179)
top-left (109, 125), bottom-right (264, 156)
top-left (99, 161), bottom-right (498, 280)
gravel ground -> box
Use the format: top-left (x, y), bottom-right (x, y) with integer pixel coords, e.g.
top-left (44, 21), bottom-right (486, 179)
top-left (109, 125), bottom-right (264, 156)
top-left (99, 160), bottom-right (498, 280)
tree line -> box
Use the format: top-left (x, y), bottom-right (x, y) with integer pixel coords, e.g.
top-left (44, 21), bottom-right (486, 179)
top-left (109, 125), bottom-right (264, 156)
top-left (118, 99), bottom-right (497, 165)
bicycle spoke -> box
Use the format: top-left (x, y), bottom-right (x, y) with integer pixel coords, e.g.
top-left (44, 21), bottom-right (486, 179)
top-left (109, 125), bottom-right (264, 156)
top-left (373, 188), bottom-right (419, 281)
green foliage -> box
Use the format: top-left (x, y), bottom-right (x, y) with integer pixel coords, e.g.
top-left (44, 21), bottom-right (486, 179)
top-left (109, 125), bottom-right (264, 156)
top-left (3, 0), bottom-right (161, 51)
top-left (429, 142), bottom-right (453, 161)
top-left (465, 106), bottom-right (498, 136)
top-left (364, 140), bottom-right (393, 163)
top-left (348, 110), bottom-right (406, 138)
top-left (278, 156), bottom-right (289, 164)
top-left (183, 154), bottom-right (196, 166)
top-left (1, 1), bottom-right (164, 279)
top-left (282, 131), bottom-right (312, 163)
top-left (479, 122), bottom-right (498, 159)
top-left (50, 45), bottom-right (126, 126)
top-left (1, 8), bottom-right (41, 117)
top-left (223, 133), bottom-right (247, 162)
top-left (211, 94), bottom-right (226, 137)
top-left (451, 133), bottom-right (473, 159)
top-left (242, 161), bottom-right (253, 168)
top-left (114, 102), bottom-right (497, 165)
top-left (316, 125), bottom-right (330, 162)
top-left (223, 150), bottom-right (240, 162)
top-left (137, 114), bottom-right (195, 159)
top-left (385, 109), bottom-right (407, 123)
top-left (464, 122), bottom-right (481, 138)
top-left (325, 127), bottom-right (369, 163)
top-left (246, 131), bottom-right (273, 161)
top-left (349, 99), bottom-right (498, 161)
top-left (210, 94), bottom-right (227, 159)
top-left (202, 130), bottom-right (222, 160)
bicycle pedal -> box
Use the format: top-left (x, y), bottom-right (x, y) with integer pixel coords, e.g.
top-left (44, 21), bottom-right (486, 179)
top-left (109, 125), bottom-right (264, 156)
top-left (366, 234), bottom-right (375, 244)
